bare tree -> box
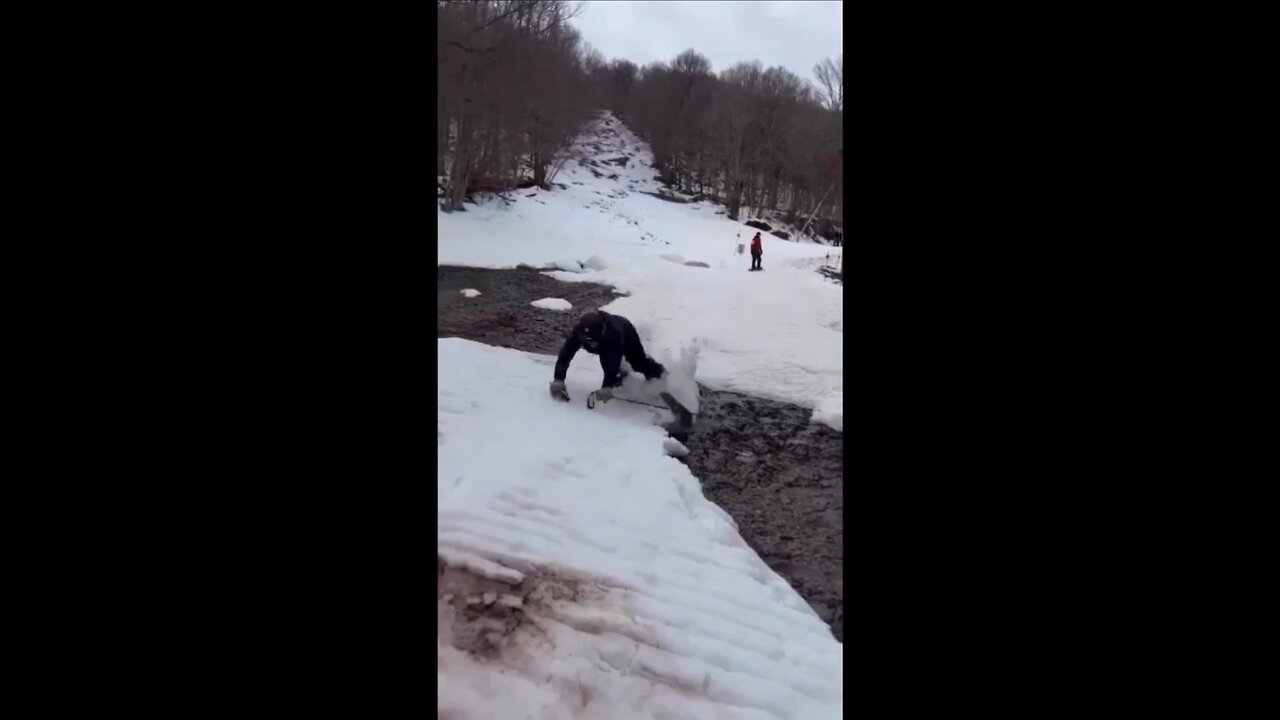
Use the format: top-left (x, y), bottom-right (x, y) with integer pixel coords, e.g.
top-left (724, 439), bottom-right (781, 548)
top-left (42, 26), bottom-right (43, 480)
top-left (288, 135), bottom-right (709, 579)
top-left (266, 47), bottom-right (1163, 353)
top-left (437, 0), bottom-right (594, 210)
top-left (813, 54), bottom-right (843, 112)
top-left (671, 48), bottom-right (712, 76)
top-left (437, 7), bottom-right (844, 241)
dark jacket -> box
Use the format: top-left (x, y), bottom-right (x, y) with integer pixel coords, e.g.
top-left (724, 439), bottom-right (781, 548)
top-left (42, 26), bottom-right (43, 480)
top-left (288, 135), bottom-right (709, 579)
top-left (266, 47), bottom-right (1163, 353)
top-left (554, 311), bottom-right (650, 388)
top-left (751, 234), bottom-right (763, 254)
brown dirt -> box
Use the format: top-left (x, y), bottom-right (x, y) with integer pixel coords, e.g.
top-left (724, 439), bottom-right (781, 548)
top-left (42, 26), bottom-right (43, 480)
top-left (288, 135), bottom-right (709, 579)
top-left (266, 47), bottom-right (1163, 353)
top-left (438, 266), bottom-right (620, 354)
top-left (437, 556), bottom-right (597, 665)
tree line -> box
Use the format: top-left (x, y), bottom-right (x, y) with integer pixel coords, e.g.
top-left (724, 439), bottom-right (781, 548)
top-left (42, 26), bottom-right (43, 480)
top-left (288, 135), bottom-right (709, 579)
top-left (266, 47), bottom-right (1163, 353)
top-left (438, 1), bottom-right (843, 236)
top-left (438, 0), bottom-right (593, 211)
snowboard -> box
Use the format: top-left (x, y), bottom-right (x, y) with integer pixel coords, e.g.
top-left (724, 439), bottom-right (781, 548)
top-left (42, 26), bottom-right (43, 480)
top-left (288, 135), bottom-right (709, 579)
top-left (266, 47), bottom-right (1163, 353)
top-left (584, 385), bottom-right (696, 437)
top-left (575, 347), bottom-right (700, 438)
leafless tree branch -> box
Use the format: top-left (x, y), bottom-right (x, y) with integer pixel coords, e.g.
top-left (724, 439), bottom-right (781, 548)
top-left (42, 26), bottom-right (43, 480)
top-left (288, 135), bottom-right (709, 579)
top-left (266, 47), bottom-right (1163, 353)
top-left (813, 54), bottom-right (843, 112)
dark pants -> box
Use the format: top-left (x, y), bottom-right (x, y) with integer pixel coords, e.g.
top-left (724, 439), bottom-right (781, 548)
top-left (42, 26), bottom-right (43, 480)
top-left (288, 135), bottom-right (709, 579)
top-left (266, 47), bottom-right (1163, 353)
top-left (615, 322), bottom-right (665, 380)
top-left (751, 251), bottom-right (762, 269)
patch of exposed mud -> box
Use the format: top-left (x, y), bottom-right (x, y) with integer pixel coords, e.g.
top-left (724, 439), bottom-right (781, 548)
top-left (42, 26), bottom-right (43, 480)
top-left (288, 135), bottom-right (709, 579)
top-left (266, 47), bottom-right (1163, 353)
top-left (682, 391), bottom-right (844, 641)
top-left (817, 266), bottom-right (843, 285)
top-left (438, 266), bottom-right (620, 354)
top-left (437, 556), bottom-right (594, 664)
top-left (437, 267), bottom-right (843, 642)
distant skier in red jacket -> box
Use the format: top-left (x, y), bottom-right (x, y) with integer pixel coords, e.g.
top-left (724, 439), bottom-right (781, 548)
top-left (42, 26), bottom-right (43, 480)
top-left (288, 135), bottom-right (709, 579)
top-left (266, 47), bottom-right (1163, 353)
top-left (749, 232), bottom-right (763, 270)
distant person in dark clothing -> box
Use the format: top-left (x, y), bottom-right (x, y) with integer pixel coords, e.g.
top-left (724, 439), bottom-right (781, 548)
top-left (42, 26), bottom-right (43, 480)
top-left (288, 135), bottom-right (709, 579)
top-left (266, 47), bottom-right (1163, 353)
top-left (549, 310), bottom-right (665, 403)
top-left (750, 232), bottom-right (763, 270)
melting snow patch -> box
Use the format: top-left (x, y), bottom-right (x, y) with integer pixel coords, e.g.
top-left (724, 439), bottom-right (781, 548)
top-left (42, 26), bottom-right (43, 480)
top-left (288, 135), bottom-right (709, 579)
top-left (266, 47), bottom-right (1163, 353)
top-left (459, 288), bottom-right (481, 298)
top-left (583, 254), bottom-right (609, 271)
top-left (531, 298), bottom-right (572, 311)
top-left (811, 392), bottom-right (843, 432)
top-left (550, 259), bottom-right (583, 273)
top-left (663, 437), bottom-right (689, 458)
top-left (660, 343), bottom-right (701, 415)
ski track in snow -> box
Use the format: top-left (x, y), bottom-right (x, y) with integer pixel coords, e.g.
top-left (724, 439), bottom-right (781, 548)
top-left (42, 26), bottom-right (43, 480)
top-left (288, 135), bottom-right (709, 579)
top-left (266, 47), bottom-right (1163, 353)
top-left (438, 338), bottom-right (841, 719)
top-left (438, 110), bottom-right (843, 431)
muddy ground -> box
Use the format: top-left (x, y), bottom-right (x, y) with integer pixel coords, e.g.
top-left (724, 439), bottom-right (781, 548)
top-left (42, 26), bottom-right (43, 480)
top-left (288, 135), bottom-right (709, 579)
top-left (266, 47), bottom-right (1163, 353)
top-left (437, 265), bottom-right (844, 641)
top-left (438, 266), bottom-right (620, 355)
top-left (682, 391), bottom-right (844, 640)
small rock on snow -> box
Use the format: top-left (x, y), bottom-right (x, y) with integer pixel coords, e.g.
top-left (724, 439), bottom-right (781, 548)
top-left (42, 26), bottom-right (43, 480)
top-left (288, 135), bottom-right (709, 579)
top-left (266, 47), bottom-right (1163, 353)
top-left (531, 298), bottom-right (573, 311)
top-left (460, 289), bottom-right (482, 298)
top-left (663, 438), bottom-right (689, 458)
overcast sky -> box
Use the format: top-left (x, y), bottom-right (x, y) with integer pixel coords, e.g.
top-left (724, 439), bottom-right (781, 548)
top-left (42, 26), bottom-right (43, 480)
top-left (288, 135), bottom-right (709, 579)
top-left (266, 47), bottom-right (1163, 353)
top-left (570, 0), bottom-right (842, 83)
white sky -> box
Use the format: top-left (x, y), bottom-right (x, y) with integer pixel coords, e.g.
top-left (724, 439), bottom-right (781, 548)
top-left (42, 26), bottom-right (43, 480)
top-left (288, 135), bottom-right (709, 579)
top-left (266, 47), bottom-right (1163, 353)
top-left (570, 0), bottom-right (842, 83)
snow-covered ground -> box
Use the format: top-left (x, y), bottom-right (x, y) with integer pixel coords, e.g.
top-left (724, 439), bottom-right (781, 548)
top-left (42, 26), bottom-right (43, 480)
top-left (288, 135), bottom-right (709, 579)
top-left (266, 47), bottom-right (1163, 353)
top-left (439, 339), bottom-right (842, 719)
top-left (439, 112), bottom-right (843, 717)
top-left (439, 111), bottom-right (843, 430)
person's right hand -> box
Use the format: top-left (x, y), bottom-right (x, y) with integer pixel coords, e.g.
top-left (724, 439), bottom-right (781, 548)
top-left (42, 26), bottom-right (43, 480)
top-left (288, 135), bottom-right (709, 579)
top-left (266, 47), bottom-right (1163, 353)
top-left (549, 380), bottom-right (569, 401)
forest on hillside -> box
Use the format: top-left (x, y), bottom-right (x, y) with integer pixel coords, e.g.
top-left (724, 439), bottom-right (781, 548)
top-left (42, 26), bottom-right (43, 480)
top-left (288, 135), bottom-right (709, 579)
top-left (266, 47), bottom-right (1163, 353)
top-left (438, 0), bottom-right (843, 234)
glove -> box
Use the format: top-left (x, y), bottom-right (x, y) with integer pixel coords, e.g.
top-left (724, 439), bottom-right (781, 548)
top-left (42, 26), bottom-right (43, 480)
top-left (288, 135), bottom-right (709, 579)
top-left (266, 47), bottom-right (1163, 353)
top-left (550, 380), bottom-right (569, 401)
top-left (596, 386), bottom-right (614, 403)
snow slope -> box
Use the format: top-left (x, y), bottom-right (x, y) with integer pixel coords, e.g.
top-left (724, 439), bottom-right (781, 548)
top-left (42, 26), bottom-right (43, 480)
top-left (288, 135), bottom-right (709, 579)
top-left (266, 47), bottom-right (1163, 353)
top-left (438, 338), bottom-right (842, 719)
top-left (438, 111), bottom-right (843, 430)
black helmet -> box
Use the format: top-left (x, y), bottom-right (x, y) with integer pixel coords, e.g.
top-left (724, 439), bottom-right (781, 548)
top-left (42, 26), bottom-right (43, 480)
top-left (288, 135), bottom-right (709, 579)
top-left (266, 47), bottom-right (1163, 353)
top-left (575, 311), bottom-right (606, 351)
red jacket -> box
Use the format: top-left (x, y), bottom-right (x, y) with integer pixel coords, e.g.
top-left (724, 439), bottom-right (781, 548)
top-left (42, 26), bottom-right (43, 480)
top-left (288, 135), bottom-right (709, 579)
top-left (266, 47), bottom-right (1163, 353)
top-left (751, 234), bottom-right (762, 253)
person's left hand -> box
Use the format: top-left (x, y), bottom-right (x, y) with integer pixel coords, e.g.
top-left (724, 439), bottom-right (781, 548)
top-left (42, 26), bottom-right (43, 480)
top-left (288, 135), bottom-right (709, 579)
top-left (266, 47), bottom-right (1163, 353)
top-left (596, 387), bottom-right (614, 403)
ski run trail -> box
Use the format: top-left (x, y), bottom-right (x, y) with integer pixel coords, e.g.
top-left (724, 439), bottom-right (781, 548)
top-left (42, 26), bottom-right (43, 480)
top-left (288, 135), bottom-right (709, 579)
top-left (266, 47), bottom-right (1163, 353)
top-left (438, 111), bottom-right (843, 719)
